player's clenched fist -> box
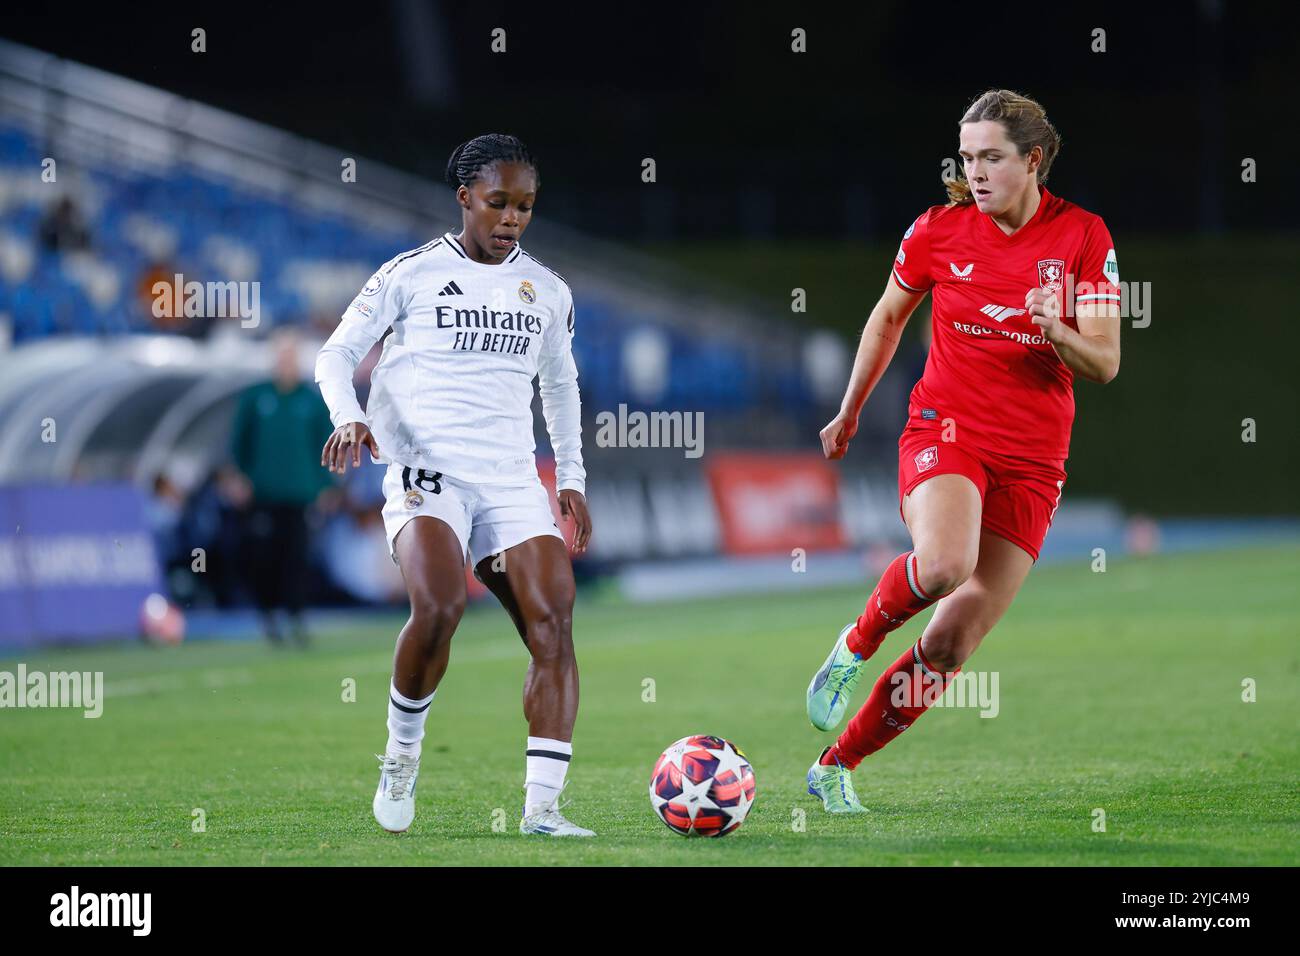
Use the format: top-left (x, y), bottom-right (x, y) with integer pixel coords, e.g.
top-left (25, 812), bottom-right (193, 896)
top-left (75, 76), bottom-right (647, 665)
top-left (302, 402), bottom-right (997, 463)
top-left (558, 489), bottom-right (592, 555)
top-left (819, 410), bottom-right (858, 460)
top-left (1025, 287), bottom-right (1067, 345)
top-left (321, 421), bottom-right (380, 474)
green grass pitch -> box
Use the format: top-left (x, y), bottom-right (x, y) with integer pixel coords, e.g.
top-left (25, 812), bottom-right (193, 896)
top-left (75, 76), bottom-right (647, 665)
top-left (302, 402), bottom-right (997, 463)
top-left (2, 544), bottom-right (1297, 866)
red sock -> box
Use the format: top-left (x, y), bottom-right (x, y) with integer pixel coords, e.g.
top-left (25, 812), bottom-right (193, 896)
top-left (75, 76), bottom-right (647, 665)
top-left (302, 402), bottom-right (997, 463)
top-left (846, 551), bottom-right (937, 658)
top-left (830, 641), bottom-right (960, 769)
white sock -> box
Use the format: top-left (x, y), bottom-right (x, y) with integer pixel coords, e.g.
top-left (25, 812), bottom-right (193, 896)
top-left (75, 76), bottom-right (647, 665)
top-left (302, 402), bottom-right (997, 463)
top-left (524, 736), bottom-right (572, 815)
top-left (386, 681), bottom-right (435, 759)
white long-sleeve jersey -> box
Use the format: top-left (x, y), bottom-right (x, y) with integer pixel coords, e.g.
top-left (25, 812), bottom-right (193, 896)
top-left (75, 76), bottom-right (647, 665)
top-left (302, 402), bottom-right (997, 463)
top-left (315, 233), bottom-right (586, 493)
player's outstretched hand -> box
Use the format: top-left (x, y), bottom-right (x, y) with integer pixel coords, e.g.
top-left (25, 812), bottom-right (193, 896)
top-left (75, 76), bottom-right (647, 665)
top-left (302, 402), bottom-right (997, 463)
top-left (558, 489), bottom-right (592, 555)
top-left (819, 410), bottom-right (858, 460)
top-left (321, 422), bottom-right (380, 474)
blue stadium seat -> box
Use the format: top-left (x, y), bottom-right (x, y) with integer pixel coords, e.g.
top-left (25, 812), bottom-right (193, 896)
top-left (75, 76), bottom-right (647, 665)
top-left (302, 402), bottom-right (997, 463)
top-left (0, 123), bottom-right (809, 415)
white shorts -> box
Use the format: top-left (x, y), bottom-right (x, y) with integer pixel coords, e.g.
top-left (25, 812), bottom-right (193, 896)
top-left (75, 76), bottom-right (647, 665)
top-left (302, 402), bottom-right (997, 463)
top-left (380, 463), bottom-right (563, 569)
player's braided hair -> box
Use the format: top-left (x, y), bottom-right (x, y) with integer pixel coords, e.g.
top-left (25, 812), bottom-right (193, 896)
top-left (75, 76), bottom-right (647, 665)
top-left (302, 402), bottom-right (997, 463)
top-left (445, 134), bottom-right (539, 190)
top-left (946, 90), bottom-right (1061, 206)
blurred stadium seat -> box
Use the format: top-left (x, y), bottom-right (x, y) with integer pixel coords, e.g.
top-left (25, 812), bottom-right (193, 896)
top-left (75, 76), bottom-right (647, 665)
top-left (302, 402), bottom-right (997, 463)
top-left (0, 40), bottom-right (885, 637)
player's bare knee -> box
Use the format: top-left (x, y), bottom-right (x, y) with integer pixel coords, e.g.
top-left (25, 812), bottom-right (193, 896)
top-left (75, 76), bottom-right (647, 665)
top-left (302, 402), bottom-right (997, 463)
top-left (407, 596), bottom-right (465, 647)
top-left (913, 552), bottom-right (975, 599)
top-left (527, 608), bottom-right (572, 640)
top-left (929, 654), bottom-right (962, 673)
top-left (921, 625), bottom-right (979, 672)
top-left (919, 637), bottom-right (961, 673)
top-left (525, 609), bottom-right (574, 663)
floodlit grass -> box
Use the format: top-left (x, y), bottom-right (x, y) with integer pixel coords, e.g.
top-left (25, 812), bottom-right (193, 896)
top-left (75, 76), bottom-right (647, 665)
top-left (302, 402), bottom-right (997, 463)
top-left (2, 545), bottom-right (1296, 866)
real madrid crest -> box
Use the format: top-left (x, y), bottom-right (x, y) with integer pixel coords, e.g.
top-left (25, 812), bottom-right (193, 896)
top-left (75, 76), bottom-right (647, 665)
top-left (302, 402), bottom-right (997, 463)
top-left (403, 490), bottom-right (424, 510)
top-left (518, 280), bottom-right (536, 304)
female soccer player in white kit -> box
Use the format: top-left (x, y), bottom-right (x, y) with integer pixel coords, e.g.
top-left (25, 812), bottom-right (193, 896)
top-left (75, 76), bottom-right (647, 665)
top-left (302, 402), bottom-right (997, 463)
top-left (315, 134), bottom-right (595, 836)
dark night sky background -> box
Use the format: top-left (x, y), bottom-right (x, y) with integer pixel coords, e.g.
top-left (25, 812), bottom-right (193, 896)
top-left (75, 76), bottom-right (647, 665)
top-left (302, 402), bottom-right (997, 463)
top-left (4, 1), bottom-right (1298, 240)
top-left (2, 2), bottom-right (1298, 513)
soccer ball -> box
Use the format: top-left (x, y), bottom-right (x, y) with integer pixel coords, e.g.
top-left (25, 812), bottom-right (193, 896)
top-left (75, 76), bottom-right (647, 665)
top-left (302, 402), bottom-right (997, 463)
top-left (649, 734), bottom-right (756, 837)
top-left (140, 592), bottom-right (185, 645)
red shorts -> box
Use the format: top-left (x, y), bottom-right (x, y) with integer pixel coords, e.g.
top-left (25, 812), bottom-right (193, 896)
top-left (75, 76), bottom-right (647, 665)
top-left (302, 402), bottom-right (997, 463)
top-left (897, 424), bottom-right (1067, 562)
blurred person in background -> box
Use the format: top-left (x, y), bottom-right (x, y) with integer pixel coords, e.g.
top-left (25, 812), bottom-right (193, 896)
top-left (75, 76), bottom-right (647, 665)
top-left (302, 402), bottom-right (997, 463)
top-left (318, 461), bottom-right (405, 604)
top-left (320, 504), bottom-right (407, 605)
top-left (138, 256), bottom-right (218, 337)
top-left (38, 196), bottom-right (90, 254)
top-left (230, 328), bottom-right (335, 645)
top-left (173, 464), bottom-right (253, 609)
top-left (146, 471), bottom-right (187, 588)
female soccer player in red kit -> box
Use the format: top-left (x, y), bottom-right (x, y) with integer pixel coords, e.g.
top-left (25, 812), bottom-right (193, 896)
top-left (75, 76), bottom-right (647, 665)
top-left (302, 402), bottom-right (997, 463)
top-left (805, 90), bottom-right (1123, 812)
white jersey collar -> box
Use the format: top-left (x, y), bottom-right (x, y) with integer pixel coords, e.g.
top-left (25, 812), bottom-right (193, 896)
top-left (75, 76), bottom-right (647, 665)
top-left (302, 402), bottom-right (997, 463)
top-left (444, 232), bottom-right (524, 267)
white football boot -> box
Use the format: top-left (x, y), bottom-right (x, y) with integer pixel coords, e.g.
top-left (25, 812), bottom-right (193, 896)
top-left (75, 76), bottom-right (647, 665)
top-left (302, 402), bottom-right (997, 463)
top-left (519, 782), bottom-right (595, 837)
top-left (373, 752), bottom-right (420, 833)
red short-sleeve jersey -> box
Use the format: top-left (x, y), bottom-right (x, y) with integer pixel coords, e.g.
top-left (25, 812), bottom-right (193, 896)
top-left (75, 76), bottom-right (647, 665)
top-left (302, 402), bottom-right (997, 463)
top-left (891, 185), bottom-right (1120, 460)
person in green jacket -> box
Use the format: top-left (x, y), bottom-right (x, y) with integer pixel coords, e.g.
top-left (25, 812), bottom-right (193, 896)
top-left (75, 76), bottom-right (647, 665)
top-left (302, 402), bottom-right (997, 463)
top-left (230, 330), bottom-right (335, 645)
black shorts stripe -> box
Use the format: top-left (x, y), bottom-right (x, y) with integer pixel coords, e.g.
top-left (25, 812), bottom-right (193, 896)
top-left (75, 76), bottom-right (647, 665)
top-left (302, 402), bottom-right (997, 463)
top-left (390, 694), bottom-right (431, 714)
top-left (525, 749), bottom-right (572, 762)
